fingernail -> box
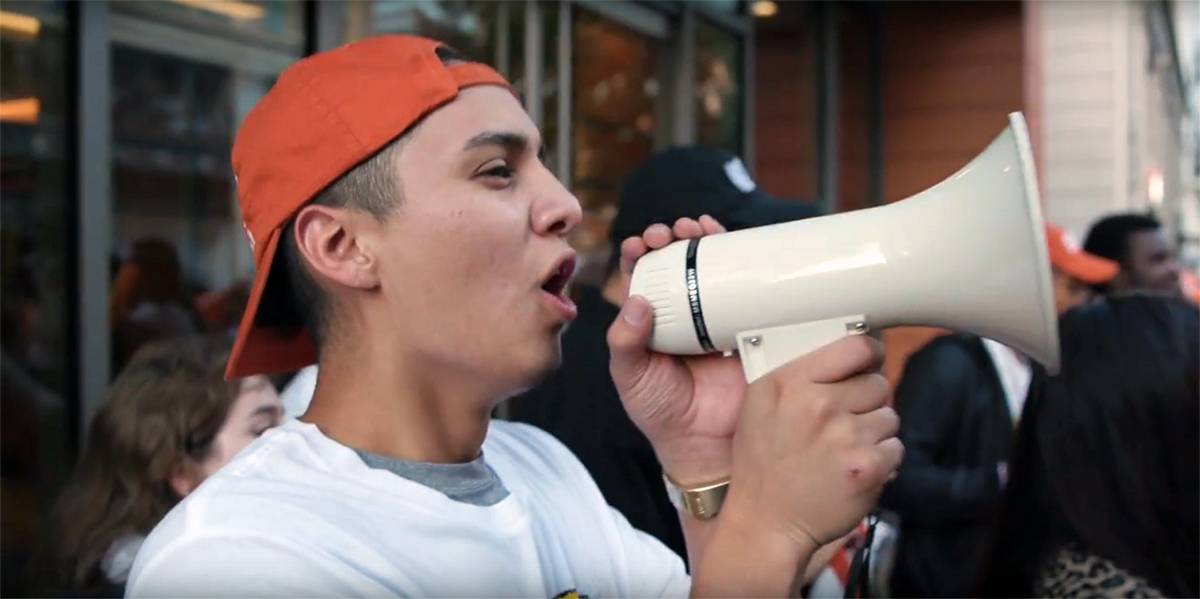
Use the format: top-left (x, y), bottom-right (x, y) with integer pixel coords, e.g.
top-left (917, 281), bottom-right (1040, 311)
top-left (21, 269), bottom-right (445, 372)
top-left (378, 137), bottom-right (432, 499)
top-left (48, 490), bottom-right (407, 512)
top-left (623, 297), bottom-right (648, 325)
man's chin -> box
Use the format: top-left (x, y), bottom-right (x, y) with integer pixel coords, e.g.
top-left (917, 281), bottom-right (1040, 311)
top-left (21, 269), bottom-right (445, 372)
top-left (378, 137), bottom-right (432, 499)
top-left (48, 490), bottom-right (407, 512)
top-left (511, 348), bottom-right (563, 395)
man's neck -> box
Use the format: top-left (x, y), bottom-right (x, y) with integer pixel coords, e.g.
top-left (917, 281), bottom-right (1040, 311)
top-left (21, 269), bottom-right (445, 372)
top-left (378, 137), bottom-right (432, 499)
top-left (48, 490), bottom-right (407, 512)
top-left (301, 333), bottom-right (497, 464)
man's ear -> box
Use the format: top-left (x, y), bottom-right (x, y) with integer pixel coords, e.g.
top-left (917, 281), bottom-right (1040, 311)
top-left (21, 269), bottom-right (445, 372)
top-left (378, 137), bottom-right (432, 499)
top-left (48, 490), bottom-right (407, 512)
top-left (292, 205), bottom-right (380, 291)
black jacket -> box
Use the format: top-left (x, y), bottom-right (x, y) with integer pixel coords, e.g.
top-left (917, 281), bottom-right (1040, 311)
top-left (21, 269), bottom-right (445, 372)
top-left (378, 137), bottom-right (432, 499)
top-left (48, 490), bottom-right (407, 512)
top-left (507, 286), bottom-right (688, 565)
top-left (879, 333), bottom-right (1018, 598)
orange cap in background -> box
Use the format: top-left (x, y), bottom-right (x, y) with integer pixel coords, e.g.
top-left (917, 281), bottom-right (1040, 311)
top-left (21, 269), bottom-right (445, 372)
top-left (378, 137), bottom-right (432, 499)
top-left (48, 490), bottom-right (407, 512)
top-left (225, 35), bottom-right (513, 380)
top-left (1044, 224), bottom-right (1119, 285)
top-left (1179, 269), bottom-right (1200, 305)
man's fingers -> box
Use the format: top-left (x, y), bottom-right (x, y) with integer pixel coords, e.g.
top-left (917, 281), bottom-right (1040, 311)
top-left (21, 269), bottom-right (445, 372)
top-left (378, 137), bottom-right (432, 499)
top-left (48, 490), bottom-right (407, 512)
top-left (857, 405), bottom-right (900, 443)
top-left (642, 224), bottom-right (675, 250)
top-left (831, 372), bottom-right (891, 415)
top-left (875, 436), bottom-right (905, 475)
top-left (607, 295), bottom-right (655, 391)
top-left (619, 237), bottom-right (648, 280)
top-left (672, 218), bottom-right (704, 239)
top-left (619, 217), bottom-right (726, 287)
top-left (698, 214), bottom-right (727, 235)
top-left (777, 335), bottom-right (886, 385)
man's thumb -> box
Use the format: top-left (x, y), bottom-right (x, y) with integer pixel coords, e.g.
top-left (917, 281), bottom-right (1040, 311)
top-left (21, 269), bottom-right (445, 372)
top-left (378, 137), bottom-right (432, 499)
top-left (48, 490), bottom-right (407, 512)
top-left (607, 295), bottom-right (653, 382)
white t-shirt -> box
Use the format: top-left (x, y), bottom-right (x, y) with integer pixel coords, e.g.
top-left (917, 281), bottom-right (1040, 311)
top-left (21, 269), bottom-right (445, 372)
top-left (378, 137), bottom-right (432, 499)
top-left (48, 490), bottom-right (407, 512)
top-left (279, 364), bottom-right (318, 419)
top-left (125, 419), bottom-right (691, 598)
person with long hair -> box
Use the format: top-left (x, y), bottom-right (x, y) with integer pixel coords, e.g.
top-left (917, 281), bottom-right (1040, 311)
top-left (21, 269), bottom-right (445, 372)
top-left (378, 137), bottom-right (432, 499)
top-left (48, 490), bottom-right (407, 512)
top-left (974, 294), bottom-right (1199, 598)
top-left (28, 334), bottom-right (283, 597)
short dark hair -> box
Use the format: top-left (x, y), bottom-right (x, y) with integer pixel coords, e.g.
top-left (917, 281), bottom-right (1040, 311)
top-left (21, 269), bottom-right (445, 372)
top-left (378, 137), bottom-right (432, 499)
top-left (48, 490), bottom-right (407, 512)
top-left (1082, 212), bottom-right (1161, 266)
top-left (279, 139), bottom-right (405, 349)
top-left (256, 44), bottom-right (472, 352)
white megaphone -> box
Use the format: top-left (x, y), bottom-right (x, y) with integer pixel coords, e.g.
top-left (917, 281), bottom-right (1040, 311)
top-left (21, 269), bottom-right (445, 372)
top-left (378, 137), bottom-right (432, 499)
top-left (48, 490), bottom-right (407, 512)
top-left (628, 112), bottom-right (1060, 383)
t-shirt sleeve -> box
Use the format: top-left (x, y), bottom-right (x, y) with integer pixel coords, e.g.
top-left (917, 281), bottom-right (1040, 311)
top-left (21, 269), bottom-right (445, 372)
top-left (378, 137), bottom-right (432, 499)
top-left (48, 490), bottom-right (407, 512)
top-left (608, 505), bottom-right (692, 598)
top-left (126, 534), bottom-right (388, 599)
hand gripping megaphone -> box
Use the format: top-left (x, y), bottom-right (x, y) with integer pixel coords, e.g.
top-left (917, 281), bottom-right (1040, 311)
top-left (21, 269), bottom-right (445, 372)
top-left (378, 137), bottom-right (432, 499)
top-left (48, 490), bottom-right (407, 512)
top-left (628, 112), bottom-right (1060, 383)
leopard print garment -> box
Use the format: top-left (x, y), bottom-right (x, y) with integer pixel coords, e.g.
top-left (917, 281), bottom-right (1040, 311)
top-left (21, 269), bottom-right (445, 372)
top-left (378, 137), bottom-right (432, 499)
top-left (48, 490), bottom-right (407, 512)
top-left (1033, 544), bottom-right (1165, 598)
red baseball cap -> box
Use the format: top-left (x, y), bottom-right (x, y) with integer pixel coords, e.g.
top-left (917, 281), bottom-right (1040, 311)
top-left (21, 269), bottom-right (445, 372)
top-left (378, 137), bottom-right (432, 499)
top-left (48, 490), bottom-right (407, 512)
top-left (225, 35), bottom-right (513, 380)
top-left (1045, 223), bottom-right (1119, 285)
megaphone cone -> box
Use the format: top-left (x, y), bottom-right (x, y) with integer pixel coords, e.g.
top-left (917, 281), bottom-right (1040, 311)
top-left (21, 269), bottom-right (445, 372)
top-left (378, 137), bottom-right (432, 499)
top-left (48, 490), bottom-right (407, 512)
top-left (629, 112), bottom-right (1060, 383)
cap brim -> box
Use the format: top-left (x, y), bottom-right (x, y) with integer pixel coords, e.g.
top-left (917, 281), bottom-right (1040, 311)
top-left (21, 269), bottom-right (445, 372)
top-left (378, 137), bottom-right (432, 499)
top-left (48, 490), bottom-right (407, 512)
top-left (225, 228), bottom-right (318, 381)
top-left (727, 190), bottom-right (824, 230)
top-left (1055, 251), bottom-right (1120, 285)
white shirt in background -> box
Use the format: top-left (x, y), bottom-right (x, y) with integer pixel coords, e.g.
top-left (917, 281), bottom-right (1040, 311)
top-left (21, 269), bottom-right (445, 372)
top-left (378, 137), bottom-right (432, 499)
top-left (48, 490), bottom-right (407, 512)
top-left (981, 338), bottom-right (1032, 424)
top-left (125, 419), bottom-right (690, 598)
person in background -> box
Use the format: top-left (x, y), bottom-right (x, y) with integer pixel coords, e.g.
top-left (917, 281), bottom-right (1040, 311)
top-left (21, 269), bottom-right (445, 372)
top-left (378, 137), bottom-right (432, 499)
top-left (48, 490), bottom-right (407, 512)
top-left (28, 334), bottom-right (283, 598)
top-left (109, 239), bottom-right (208, 372)
top-left (508, 145), bottom-right (821, 566)
top-left (1180, 268), bottom-right (1200, 304)
top-left (975, 294), bottom-right (1198, 598)
top-left (1082, 212), bottom-right (1182, 297)
top-left (878, 223), bottom-right (1119, 598)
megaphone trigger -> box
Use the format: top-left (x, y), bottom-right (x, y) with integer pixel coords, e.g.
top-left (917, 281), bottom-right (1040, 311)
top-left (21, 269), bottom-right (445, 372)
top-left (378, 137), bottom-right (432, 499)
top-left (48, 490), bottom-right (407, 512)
top-left (736, 315), bottom-right (869, 384)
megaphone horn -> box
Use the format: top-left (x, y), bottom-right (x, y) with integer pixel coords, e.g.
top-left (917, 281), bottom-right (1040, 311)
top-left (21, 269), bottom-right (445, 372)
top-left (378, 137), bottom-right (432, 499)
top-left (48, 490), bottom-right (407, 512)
top-left (628, 112), bottom-right (1060, 384)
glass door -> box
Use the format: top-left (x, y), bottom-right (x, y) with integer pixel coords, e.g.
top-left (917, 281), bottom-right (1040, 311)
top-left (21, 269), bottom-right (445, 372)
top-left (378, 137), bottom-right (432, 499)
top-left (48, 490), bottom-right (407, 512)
top-left (568, 3), bottom-right (671, 286)
top-left (107, 1), bottom-right (302, 374)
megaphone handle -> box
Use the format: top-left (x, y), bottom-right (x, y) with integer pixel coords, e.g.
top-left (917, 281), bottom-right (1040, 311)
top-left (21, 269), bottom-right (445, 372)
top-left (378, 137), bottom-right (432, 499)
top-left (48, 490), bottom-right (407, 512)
top-left (735, 315), bottom-right (870, 384)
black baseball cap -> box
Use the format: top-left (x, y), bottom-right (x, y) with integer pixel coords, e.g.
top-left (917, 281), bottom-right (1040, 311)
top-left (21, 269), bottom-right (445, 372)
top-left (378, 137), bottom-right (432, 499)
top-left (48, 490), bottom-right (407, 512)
top-left (609, 146), bottom-right (823, 247)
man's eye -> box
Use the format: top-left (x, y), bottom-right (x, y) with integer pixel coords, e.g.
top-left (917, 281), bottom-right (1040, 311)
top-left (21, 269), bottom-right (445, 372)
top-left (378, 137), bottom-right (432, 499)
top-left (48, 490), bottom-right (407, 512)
top-left (482, 165), bottom-right (514, 178)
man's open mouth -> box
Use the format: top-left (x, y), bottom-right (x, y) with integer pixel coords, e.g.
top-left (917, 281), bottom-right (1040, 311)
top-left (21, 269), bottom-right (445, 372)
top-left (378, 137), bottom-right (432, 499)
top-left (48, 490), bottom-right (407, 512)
top-left (541, 256), bottom-right (576, 297)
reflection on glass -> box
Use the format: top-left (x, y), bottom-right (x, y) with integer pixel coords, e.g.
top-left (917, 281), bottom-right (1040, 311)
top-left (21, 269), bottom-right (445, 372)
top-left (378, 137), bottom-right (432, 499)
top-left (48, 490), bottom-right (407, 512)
top-left (0, 1), bottom-right (71, 595)
top-left (570, 8), bottom-right (661, 284)
top-left (110, 0), bottom-right (305, 52)
top-left (698, 0), bottom-right (744, 14)
top-left (538, 2), bottom-right (559, 175)
top-left (332, 0), bottom-right (499, 66)
top-left (695, 19), bottom-right (742, 155)
top-left (109, 38), bottom-right (283, 372)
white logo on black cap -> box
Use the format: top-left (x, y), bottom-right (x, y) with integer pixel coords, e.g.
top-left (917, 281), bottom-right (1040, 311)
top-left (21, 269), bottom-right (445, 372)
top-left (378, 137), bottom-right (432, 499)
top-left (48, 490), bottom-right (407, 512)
top-left (724, 158), bottom-right (757, 194)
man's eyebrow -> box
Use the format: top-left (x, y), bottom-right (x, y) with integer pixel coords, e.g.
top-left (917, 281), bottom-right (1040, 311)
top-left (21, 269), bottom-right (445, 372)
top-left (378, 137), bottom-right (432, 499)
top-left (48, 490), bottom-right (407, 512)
top-left (462, 131), bottom-right (531, 153)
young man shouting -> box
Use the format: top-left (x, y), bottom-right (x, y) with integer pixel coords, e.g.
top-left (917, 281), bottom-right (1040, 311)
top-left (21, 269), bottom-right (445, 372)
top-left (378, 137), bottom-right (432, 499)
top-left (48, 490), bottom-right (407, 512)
top-left (126, 36), bottom-right (902, 598)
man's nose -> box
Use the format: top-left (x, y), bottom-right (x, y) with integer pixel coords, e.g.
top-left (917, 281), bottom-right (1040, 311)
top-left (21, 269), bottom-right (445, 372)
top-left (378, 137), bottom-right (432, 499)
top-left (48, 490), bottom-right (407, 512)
top-left (531, 175), bottom-right (583, 237)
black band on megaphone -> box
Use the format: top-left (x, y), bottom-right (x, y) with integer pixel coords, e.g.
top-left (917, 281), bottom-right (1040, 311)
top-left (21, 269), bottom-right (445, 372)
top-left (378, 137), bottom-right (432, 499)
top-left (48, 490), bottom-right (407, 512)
top-left (685, 238), bottom-right (717, 353)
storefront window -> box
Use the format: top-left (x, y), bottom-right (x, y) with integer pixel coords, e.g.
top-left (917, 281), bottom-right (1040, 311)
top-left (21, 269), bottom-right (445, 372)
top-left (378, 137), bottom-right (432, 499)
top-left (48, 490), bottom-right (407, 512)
top-left (0, 1), bottom-right (72, 594)
top-left (570, 7), bottom-right (663, 284)
top-left (110, 0), bottom-right (305, 53)
top-left (109, 17), bottom-right (292, 373)
top-left (330, 0), bottom-right (499, 66)
top-left (699, 1), bottom-right (744, 15)
top-left (695, 19), bottom-right (742, 155)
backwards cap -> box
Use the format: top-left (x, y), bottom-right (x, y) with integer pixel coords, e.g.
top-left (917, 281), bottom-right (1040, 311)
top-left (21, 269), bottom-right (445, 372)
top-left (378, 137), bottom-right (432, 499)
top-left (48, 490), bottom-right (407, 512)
top-left (1045, 223), bottom-right (1119, 285)
top-left (226, 35), bottom-right (512, 380)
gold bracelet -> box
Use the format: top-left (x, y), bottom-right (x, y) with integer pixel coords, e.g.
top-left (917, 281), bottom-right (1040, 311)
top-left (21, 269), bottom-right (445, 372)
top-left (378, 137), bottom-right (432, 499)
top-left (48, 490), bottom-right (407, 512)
top-left (663, 473), bottom-right (731, 521)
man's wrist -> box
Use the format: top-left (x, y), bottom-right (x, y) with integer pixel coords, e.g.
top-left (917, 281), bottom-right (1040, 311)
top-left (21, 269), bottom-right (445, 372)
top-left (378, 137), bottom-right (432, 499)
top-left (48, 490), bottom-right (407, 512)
top-left (653, 438), bottom-right (732, 487)
top-left (691, 493), bottom-right (818, 598)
